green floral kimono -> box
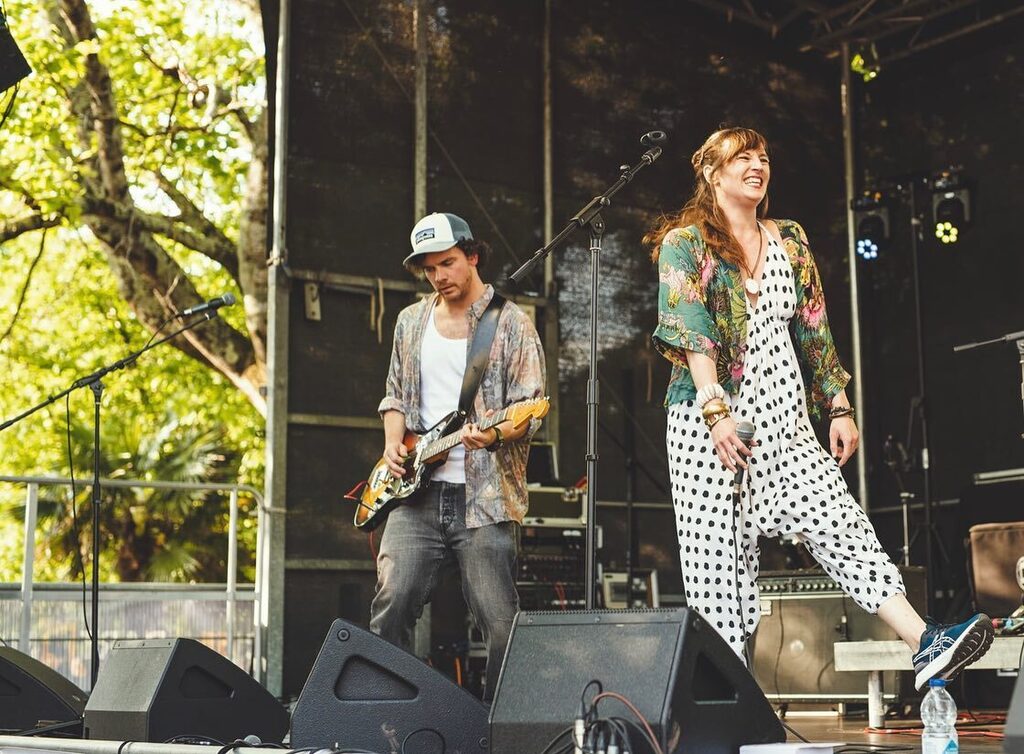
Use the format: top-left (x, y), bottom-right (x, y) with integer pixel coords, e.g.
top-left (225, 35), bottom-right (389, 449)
top-left (652, 219), bottom-right (850, 418)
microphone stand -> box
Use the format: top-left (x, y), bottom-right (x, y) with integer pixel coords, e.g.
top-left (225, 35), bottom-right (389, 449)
top-left (509, 133), bottom-right (664, 609)
top-left (954, 328), bottom-right (1024, 439)
top-left (0, 311), bottom-right (221, 688)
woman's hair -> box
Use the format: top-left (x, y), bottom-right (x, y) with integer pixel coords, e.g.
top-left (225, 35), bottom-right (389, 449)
top-left (645, 126), bottom-right (770, 270)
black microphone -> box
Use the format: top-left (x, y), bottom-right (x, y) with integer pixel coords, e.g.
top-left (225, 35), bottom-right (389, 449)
top-left (640, 130), bottom-right (667, 164)
top-left (179, 292), bottom-right (236, 318)
top-left (733, 420), bottom-right (756, 492)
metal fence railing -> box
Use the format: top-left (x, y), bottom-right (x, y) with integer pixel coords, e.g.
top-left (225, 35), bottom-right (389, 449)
top-left (0, 475), bottom-right (268, 691)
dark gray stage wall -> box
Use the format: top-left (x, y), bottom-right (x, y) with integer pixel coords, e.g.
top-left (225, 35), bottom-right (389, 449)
top-left (263, 0), bottom-right (1021, 694)
top-left (854, 20), bottom-right (1024, 580)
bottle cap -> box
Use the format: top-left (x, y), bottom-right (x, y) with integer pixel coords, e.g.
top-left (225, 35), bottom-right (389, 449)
top-left (928, 678), bottom-right (947, 687)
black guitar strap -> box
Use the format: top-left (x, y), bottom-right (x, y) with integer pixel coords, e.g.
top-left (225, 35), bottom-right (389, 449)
top-left (457, 291), bottom-right (506, 418)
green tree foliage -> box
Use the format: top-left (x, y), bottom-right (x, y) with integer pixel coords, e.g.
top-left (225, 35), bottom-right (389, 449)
top-left (0, 0), bottom-right (266, 582)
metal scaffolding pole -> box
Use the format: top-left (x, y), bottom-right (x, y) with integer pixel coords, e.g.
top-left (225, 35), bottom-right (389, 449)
top-left (841, 42), bottom-right (869, 510)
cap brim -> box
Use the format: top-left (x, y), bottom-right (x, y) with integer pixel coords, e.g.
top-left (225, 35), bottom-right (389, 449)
top-left (403, 239), bottom-right (460, 265)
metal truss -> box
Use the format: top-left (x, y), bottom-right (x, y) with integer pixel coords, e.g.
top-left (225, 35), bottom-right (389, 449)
top-left (688, 0), bottom-right (1024, 63)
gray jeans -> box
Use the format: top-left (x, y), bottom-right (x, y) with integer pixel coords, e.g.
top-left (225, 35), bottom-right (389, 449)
top-left (369, 481), bottom-right (519, 701)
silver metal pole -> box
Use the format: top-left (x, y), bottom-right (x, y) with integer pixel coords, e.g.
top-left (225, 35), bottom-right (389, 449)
top-left (226, 488), bottom-right (239, 662)
top-left (841, 42), bottom-right (869, 510)
top-left (414, 0), bottom-right (428, 220)
top-left (541, 0), bottom-right (560, 454)
top-left (19, 483), bottom-right (38, 653)
top-left (264, 0), bottom-right (293, 697)
top-left (412, 0), bottom-right (431, 660)
top-left (252, 501), bottom-right (264, 684)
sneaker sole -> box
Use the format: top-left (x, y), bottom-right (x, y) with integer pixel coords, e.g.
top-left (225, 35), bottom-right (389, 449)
top-left (914, 614), bottom-right (994, 690)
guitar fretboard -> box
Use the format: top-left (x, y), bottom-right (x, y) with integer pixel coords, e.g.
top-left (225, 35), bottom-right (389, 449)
top-left (419, 405), bottom-right (512, 461)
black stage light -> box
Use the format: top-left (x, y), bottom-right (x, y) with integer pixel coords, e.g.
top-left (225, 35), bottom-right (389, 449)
top-left (0, 4), bottom-right (31, 94)
top-left (930, 169), bottom-right (970, 245)
top-left (852, 190), bottom-right (889, 261)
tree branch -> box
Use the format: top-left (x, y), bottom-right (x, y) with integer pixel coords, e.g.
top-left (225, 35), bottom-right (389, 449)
top-left (59, 0), bottom-right (130, 203)
top-left (0, 229), bottom-right (49, 345)
top-left (153, 171), bottom-right (239, 265)
top-left (0, 214), bottom-right (62, 244)
top-left (84, 202), bottom-right (240, 281)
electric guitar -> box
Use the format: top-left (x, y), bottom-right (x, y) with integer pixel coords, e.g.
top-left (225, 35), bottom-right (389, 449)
top-left (352, 397), bottom-right (550, 531)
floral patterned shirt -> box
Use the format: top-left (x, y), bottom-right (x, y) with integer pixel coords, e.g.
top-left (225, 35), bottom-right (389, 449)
top-left (652, 219), bottom-right (850, 418)
top-left (378, 284), bottom-right (546, 527)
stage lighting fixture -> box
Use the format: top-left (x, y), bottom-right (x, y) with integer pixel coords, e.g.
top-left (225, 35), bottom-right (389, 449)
top-left (0, 5), bottom-right (31, 94)
top-left (851, 190), bottom-right (889, 261)
top-left (850, 44), bottom-right (881, 82)
top-left (930, 169), bottom-right (970, 245)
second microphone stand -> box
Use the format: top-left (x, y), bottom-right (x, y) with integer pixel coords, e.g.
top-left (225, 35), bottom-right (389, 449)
top-left (0, 311), bottom-right (221, 688)
top-left (510, 132), bottom-right (664, 608)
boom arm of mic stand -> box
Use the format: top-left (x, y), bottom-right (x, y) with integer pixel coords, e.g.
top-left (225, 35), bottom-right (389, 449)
top-left (953, 329), bottom-right (1024, 352)
top-left (0, 312), bottom-right (221, 433)
top-left (508, 148), bottom-right (662, 286)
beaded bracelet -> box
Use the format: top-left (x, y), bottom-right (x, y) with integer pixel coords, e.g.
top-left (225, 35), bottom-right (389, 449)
top-left (696, 383), bottom-right (726, 408)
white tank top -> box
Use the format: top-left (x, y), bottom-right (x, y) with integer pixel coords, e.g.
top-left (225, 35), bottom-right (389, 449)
top-left (419, 304), bottom-right (468, 483)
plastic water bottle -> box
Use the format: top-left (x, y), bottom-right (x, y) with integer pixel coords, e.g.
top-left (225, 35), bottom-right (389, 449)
top-left (921, 678), bottom-right (959, 754)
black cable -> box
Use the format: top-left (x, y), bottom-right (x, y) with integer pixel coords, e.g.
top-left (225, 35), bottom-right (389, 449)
top-left (400, 727), bottom-right (445, 754)
top-left (538, 726), bottom-right (574, 754)
top-left (66, 394), bottom-right (93, 645)
top-left (116, 742), bottom-right (137, 754)
top-left (163, 733), bottom-right (224, 745)
top-left (13, 718), bottom-right (82, 736)
top-left (780, 719), bottom-right (809, 744)
top-left (609, 717), bottom-right (661, 754)
top-left (773, 594), bottom-right (784, 700)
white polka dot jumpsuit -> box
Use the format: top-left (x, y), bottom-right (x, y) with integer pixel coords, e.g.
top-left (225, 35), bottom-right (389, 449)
top-left (666, 223), bottom-right (904, 659)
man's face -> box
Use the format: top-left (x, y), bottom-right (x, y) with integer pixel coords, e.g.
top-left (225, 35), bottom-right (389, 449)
top-left (418, 246), bottom-right (479, 303)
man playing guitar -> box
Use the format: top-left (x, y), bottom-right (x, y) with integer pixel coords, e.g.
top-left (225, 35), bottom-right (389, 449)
top-left (372, 212), bottom-right (546, 701)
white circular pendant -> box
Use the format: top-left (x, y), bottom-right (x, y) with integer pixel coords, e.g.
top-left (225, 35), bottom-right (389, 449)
top-left (745, 278), bottom-right (760, 296)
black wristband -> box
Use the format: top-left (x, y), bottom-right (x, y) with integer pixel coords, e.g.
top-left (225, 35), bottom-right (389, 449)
top-left (486, 425), bottom-right (504, 452)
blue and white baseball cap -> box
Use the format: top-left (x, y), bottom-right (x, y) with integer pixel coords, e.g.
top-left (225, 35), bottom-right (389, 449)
top-left (405, 212), bottom-right (474, 265)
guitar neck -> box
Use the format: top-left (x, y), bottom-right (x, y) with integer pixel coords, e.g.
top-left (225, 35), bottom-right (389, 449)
top-left (420, 406), bottom-right (510, 460)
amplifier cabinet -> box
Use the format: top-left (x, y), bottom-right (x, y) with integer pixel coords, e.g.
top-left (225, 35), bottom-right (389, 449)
top-left (751, 566), bottom-right (925, 703)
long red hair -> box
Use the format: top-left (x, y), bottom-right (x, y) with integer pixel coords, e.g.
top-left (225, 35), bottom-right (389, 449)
top-left (645, 127), bottom-right (770, 272)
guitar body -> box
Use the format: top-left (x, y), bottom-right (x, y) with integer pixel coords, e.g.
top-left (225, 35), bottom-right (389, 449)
top-left (350, 397), bottom-right (550, 532)
top-left (353, 414), bottom-right (458, 531)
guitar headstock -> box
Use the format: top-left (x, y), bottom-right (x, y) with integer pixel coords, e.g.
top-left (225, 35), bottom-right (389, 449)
top-left (505, 396), bottom-right (550, 428)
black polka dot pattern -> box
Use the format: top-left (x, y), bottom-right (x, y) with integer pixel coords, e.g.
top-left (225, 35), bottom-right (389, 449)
top-left (666, 228), bottom-right (905, 660)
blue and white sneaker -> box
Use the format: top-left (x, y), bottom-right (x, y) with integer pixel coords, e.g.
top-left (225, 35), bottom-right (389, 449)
top-left (912, 613), bottom-right (994, 690)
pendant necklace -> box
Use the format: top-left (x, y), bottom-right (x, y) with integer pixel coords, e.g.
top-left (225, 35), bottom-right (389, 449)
top-left (744, 228), bottom-right (764, 296)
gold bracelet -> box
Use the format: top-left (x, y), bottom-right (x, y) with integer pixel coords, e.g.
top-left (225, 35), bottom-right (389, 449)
top-left (701, 401), bottom-right (729, 419)
top-left (705, 411), bottom-right (731, 430)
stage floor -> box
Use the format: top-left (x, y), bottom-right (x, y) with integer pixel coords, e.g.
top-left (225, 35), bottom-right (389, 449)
top-left (785, 712), bottom-right (1006, 752)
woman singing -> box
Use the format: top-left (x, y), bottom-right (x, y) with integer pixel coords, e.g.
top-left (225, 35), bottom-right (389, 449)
top-left (649, 126), bottom-right (992, 689)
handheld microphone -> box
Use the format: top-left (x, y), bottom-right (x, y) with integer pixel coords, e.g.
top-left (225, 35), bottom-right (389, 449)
top-left (733, 420), bottom-right (756, 492)
top-left (640, 130), bottom-right (667, 164)
top-left (179, 292), bottom-right (236, 318)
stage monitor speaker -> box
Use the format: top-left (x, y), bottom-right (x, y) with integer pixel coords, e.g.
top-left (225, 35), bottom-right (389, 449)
top-left (753, 566), bottom-right (927, 702)
top-left (291, 618), bottom-right (489, 753)
top-left (83, 638), bottom-right (288, 744)
top-left (0, 647), bottom-right (87, 733)
top-left (489, 608), bottom-right (785, 754)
